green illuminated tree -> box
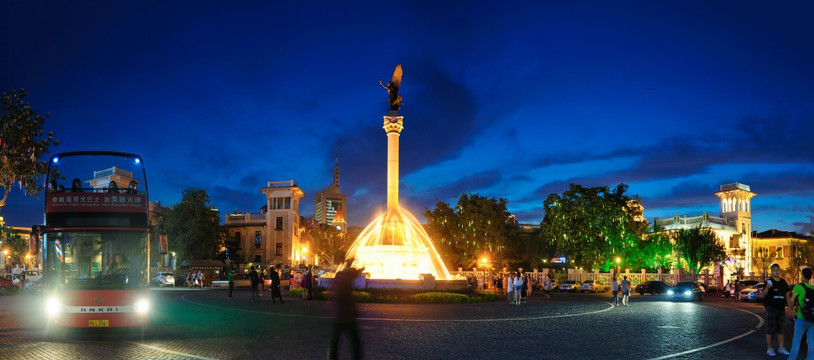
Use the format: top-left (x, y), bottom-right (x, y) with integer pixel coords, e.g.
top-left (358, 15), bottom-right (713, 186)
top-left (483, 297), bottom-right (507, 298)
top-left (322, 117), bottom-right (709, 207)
top-left (0, 89), bottom-right (59, 211)
top-left (634, 230), bottom-right (676, 271)
top-left (424, 193), bottom-right (516, 270)
top-left (673, 226), bottom-right (727, 273)
top-left (304, 223), bottom-right (352, 269)
top-left (540, 184), bottom-right (645, 270)
top-left (164, 188), bottom-right (225, 261)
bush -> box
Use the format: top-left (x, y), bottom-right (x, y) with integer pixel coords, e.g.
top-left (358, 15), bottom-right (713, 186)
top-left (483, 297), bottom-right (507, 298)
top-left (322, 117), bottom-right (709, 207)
top-left (413, 292), bottom-right (469, 304)
top-left (295, 287), bottom-right (501, 303)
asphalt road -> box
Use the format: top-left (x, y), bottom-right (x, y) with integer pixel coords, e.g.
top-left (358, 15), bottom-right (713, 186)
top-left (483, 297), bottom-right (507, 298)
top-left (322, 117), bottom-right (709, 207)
top-left (0, 288), bottom-right (798, 359)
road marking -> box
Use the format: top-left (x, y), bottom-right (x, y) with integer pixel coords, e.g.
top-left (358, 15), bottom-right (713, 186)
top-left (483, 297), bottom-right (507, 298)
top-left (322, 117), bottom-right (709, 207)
top-left (646, 303), bottom-right (764, 360)
top-left (128, 341), bottom-right (219, 360)
top-left (180, 292), bottom-right (615, 322)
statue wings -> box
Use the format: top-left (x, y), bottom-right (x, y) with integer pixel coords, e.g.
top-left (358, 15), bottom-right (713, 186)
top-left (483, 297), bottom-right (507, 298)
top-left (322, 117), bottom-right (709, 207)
top-left (391, 64), bottom-right (402, 92)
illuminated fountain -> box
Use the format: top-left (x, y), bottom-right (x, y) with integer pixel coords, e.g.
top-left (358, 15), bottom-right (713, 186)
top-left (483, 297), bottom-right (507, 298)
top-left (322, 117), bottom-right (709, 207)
top-left (333, 65), bottom-right (462, 288)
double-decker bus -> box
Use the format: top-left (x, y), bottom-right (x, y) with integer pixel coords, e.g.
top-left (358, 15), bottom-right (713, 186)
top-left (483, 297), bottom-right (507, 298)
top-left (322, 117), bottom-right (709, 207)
top-left (39, 151), bottom-right (151, 328)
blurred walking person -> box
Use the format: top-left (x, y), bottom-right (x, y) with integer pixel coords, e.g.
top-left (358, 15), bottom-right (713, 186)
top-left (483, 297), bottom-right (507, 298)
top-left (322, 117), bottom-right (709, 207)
top-left (610, 275), bottom-right (619, 307)
top-left (227, 268), bottom-right (234, 299)
top-left (329, 259), bottom-right (365, 360)
top-left (513, 272), bottom-right (523, 305)
top-left (249, 266), bottom-right (260, 302)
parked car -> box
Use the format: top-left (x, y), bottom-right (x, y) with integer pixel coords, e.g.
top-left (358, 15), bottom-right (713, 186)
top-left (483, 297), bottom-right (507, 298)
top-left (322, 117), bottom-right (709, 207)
top-left (635, 280), bottom-right (669, 295)
top-left (740, 283), bottom-right (765, 302)
top-left (151, 271), bottom-right (175, 287)
top-left (559, 280), bottom-right (580, 292)
top-left (23, 270), bottom-right (42, 292)
top-left (581, 280), bottom-right (608, 293)
top-left (1, 273), bottom-right (23, 293)
top-left (0, 276), bottom-right (13, 295)
top-left (668, 281), bottom-right (705, 301)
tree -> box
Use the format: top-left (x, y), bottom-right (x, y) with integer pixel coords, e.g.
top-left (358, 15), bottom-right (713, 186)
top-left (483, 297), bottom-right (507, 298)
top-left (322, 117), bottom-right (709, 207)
top-left (0, 89), bottom-right (59, 210)
top-left (752, 246), bottom-right (777, 280)
top-left (164, 188), bottom-right (224, 261)
top-left (634, 230), bottom-right (676, 272)
top-left (540, 183), bottom-right (644, 271)
top-left (785, 237), bottom-right (814, 283)
top-left (424, 193), bottom-right (517, 270)
top-left (673, 226), bottom-right (727, 273)
top-left (305, 223), bottom-right (352, 269)
top-left (0, 225), bottom-right (27, 268)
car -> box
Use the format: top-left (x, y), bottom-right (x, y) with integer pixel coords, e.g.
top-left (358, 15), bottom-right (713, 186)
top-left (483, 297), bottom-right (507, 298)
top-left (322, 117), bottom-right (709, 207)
top-left (559, 280), bottom-right (580, 292)
top-left (581, 280), bottom-right (608, 293)
top-left (635, 280), bottom-right (669, 295)
top-left (740, 283), bottom-right (765, 302)
top-left (0, 275), bottom-right (14, 295)
top-left (23, 270), bottom-right (42, 292)
top-left (151, 271), bottom-right (175, 287)
top-left (668, 281), bottom-right (705, 301)
top-left (1, 273), bottom-right (23, 293)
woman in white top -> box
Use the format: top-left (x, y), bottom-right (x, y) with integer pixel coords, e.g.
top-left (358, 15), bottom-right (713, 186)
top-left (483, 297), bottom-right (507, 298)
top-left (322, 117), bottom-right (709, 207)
top-left (514, 273), bottom-right (524, 305)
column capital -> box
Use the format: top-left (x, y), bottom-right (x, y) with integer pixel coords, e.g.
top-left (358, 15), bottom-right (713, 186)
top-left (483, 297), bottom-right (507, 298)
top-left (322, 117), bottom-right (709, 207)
top-left (383, 115), bottom-right (404, 134)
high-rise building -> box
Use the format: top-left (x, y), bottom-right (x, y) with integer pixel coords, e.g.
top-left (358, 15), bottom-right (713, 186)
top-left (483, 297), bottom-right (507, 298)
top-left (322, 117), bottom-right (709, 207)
top-left (314, 154), bottom-right (348, 232)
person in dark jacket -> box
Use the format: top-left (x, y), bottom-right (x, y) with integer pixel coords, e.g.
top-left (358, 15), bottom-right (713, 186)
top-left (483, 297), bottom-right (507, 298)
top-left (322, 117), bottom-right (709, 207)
top-left (249, 266), bottom-right (260, 302)
top-left (329, 259), bottom-right (365, 360)
top-left (270, 266), bottom-right (284, 304)
top-left (305, 267), bottom-right (313, 300)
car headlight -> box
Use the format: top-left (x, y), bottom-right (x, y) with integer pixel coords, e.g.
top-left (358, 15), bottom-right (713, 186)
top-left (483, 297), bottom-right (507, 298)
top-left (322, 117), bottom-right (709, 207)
top-left (46, 297), bottom-right (62, 316)
top-left (667, 290), bottom-right (674, 295)
top-left (684, 290), bottom-right (692, 296)
top-left (134, 298), bottom-right (150, 314)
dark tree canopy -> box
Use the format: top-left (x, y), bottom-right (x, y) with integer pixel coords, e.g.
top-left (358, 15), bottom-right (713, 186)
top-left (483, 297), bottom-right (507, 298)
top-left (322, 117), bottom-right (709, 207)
top-left (0, 89), bottom-right (59, 209)
top-left (304, 223), bottom-right (352, 269)
top-left (164, 188), bottom-right (225, 261)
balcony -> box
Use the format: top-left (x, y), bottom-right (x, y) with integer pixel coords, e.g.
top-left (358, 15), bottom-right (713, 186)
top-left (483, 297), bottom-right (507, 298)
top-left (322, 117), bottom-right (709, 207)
top-left (226, 213), bottom-right (266, 225)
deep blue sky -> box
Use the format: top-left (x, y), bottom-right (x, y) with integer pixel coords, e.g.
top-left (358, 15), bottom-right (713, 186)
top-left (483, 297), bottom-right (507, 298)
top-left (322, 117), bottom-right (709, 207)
top-left (2, 2), bottom-right (813, 234)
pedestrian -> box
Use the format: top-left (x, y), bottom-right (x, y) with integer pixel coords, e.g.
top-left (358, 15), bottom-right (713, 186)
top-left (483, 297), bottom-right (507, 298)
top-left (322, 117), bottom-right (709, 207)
top-left (759, 263), bottom-right (790, 357)
top-left (734, 280), bottom-right (741, 302)
top-left (723, 281), bottom-right (731, 301)
top-left (305, 267), bottom-right (313, 300)
top-left (496, 274), bottom-right (504, 295)
top-left (329, 259), bottom-right (365, 360)
top-left (259, 268), bottom-right (265, 297)
top-left (521, 272), bottom-right (528, 303)
top-left (270, 265), bottom-right (284, 304)
top-left (227, 268), bottom-right (234, 299)
top-left (787, 267), bottom-right (814, 360)
top-left (513, 272), bottom-right (524, 305)
top-left (621, 276), bottom-right (631, 306)
top-left (610, 275), bottom-right (619, 307)
top-left (197, 270), bottom-right (203, 288)
top-left (543, 273), bottom-right (552, 300)
top-left (249, 266), bottom-right (260, 302)
top-left (507, 273), bottom-right (515, 304)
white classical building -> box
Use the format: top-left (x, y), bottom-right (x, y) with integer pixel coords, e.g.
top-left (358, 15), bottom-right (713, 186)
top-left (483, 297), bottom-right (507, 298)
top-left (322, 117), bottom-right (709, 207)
top-left (654, 182), bottom-right (756, 278)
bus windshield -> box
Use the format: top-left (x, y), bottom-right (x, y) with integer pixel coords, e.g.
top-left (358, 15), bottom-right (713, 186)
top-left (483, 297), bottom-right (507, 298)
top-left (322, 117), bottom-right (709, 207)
top-left (45, 229), bottom-right (148, 290)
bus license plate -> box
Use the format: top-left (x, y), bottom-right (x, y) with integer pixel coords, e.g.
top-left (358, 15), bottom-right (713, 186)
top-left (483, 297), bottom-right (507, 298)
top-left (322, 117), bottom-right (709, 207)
top-left (89, 320), bottom-right (109, 327)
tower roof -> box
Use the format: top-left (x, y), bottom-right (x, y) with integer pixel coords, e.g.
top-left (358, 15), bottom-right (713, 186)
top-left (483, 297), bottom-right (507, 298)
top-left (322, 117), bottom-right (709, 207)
top-left (332, 204), bottom-right (346, 224)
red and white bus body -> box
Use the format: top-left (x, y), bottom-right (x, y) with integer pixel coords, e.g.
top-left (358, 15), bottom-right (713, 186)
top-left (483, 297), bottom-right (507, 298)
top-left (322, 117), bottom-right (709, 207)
top-left (40, 151), bottom-right (151, 329)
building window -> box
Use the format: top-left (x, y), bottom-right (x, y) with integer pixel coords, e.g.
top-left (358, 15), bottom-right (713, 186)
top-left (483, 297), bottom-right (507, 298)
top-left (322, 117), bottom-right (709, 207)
top-left (729, 236), bottom-right (738, 249)
top-left (254, 255), bottom-right (262, 262)
top-left (255, 231), bottom-right (262, 245)
top-left (272, 197), bottom-right (292, 210)
top-left (276, 217), bottom-right (283, 230)
top-left (234, 232), bottom-right (241, 243)
top-left (276, 242), bottom-right (283, 256)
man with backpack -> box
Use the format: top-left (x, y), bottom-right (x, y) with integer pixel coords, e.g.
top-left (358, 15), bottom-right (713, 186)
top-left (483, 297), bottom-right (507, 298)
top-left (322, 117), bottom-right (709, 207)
top-left (787, 267), bottom-right (814, 359)
top-left (759, 263), bottom-right (790, 357)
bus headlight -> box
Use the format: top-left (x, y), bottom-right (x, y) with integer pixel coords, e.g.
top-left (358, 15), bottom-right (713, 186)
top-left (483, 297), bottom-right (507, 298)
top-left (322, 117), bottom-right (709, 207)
top-left (46, 297), bottom-right (62, 316)
top-left (134, 298), bottom-right (150, 314)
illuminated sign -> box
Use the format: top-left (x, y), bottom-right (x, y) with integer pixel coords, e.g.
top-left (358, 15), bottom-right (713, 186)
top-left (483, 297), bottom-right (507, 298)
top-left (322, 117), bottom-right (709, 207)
top-left (551, 256), bottom-right (567, 264)
top-left (46, 193), bottom-right (147, 213)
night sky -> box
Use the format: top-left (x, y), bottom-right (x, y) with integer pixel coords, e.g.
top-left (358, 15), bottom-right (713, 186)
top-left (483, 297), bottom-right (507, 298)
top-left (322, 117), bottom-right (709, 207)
top-left (2, 2), bottom-right (813, 234)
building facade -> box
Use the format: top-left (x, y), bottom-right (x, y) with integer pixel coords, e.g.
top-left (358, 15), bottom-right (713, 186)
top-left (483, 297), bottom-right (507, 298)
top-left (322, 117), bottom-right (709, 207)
top-left (224, 180), bottom-right (306, 267)
top-left (314, 157), bottom-right (348, 232)
top-left (654, 182), bottom-right (755, 278)
top-left (752, 229), bottom-right (811, 275)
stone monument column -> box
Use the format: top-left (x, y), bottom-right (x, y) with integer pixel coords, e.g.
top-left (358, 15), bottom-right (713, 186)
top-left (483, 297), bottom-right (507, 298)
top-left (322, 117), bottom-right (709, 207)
top-left (383, 112), bottom-right (404, 210)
